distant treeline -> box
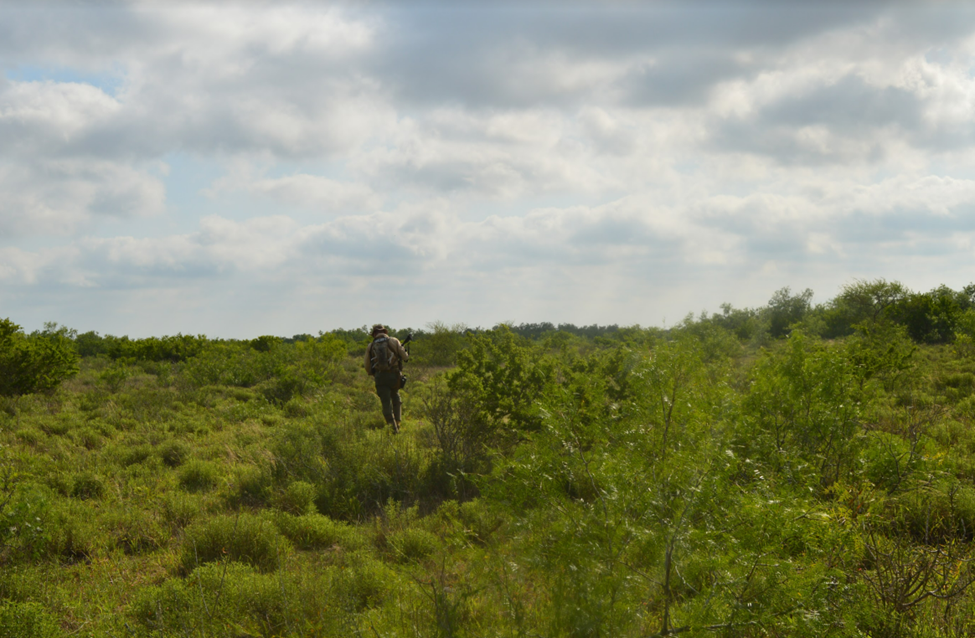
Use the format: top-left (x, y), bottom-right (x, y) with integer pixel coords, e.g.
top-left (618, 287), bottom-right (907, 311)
top-left (65, 323), bottom-right (631, 362)
top-left (705, 280), bottom-right (975, 344)
top-left (40, 279), bottom-right (975, 365)
top-left (497, 280), bottom-right (975, 346)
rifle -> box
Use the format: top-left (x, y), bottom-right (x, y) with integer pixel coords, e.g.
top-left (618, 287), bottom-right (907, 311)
top-left (399, 332), bottom-right (414, 389)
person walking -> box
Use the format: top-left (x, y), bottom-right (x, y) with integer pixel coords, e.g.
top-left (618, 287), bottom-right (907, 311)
top-left (364, 324), bottom-right (409, 433)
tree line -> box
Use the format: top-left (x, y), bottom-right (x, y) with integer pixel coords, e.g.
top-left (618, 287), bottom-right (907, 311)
top-left (2, 278), bottom-right (973, 399)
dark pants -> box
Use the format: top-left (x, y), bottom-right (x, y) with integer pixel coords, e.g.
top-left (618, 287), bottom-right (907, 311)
top-left (374, 370), bottom-right (402, 425)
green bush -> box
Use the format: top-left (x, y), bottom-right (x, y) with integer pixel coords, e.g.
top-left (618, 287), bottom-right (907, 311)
top-left (181, 513), bottom-right (291, 574)
top-left (282, 397), bottom-right (309, 418)
top-left (411, 321), bottom-right (469, 367)
top-left (271, 421), bottom-right (329, 484)
top-left (71, 426), bottom-right (104, 450)
top-left (37, 418), bottom-right (70, 437)
top-left (98, 361), bottom-right (129, 393)
top-left (178, 459), bottom-right (220, 492)
top-left (269, 512), bottom-right (361, 550)
top-left (0, 484), bottom-right (55, 562)
top-left (70, 470), bottom-right (105, 500)
top-left (0, 601), bottom-right (59, 638)
top-left (274, 480), bottom-right (317, 515)
top-left (388, 527), bottom-right (439, 563)
top-left (133, 562), bottom-right (341, 637)
top-left (334, 554), bottom-right (396, 612)
top-left (458, 499), bottom-right (504, 545)
top-left (316, 432), bottom-right (428, 520)
top-left (862, 431), bottom-right (918, 492)
top-left (38, 500), bottom-right (102, 562)
top-left (0, 319), bottom-right (79, 397)
top-left (104, 507), bottom-right (165, 555)
top-left (117, 386), bottom-right (177, 424)
top-left (227, 464), bottom-right (272, 507)
top-left (13, 427), bottom-right (44, 447)
top-left (117, 443), bottom-right (153, 467)
top-left (741, 331), bottom-right (862, 488)
top-left (888, 482), bottom-right (975, 543)
top-left (257, 368), bottom-right (309, 405)
top-left (448, 326), bottom-right (552, 434)
top-left (160, 492), bottom-right (202, 531)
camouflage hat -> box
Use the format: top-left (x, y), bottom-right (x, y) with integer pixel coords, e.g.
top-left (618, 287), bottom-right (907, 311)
top-left (371, 324), bottom-right (388, 336)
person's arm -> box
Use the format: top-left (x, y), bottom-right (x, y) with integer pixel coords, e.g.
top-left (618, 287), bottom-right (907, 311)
top-left (390, 338), bottom-right (409, 364)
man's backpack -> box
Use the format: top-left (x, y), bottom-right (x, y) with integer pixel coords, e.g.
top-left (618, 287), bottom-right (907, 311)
top-left (371, 337), bottom-right (394, 373)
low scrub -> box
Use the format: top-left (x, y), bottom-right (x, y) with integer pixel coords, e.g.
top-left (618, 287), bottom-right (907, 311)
top-left (181, 513), bottom-right (291, 574)
top-left (268, 511), bottom-right (363, 551)
top-left (133, 562), bottom-right (344, 637)
top-left (0, 601), bottom-right (59, 638)
top-left (273, 480), bottom-right (317, 515)
top-left (177, 459), bottom-right (220, 492)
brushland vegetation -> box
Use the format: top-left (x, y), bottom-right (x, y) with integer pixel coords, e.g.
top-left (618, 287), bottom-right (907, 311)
top-left (7, 280), bottom-right (975, 636)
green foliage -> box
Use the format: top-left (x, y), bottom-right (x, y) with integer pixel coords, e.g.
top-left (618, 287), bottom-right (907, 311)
top-left (181, 513), bottom-right (291, 574)
top-left (74, 331), bottom-right (208, 361)
top-left (742, 331), bottom-right (862, 488)
top-left (862, 431), bottom-right (920, 492)
top-left (335, 553), bottom-right (397, 611)
top-left (846, 318), bottom-right (917, 394)
top-left (274, 480), bottom-right (318, 515)
top-left (133, 562), bottom-right (343, 637)
top-left (178, 459), bottom-right (220, 492)
top-left (269, 511), bottom-right (362, 550)
top-left (98, 360), bottom-right (130, 393)
top-left (228, 464), bottom-right (272, 507)
top-left (0, 319), bottom-right (79, 397)
top-left (0, 483), bottom-right (55, 562)
top-left (271, 420), bottom-right (330, 484)
top-left (69, 470), bottom-right (105, 500)
top-left (710, 302), bottom-right (765, 342)
top-left (103, 507), bottom-right (165, 555)
top-left (634, 332), bottom-right (711, 459)
top-left (448, 326), bottom-right (552, 436)
top-left (418, 375), bottom-right (490, 497)
top-left (766, 286), bottom-right (814, 338)
top-left (411, 321), bottom-right (469, 367)
top-left (250, 334), bottom-right (282, 352)
top-left (886, 480), bottom-right (975, 543)
top-left (177, 334), bottom-right (346, 407)
top-left (823, 278), bottom-right (909, 338)
top-left (0, 601), bottom-right (59, 638)
top-left (157, 439), bottom-right (190, 468)
top-left (889, 285), bottom-right (972, 344)
top-left (388, 527), bottom-right (439, 563)
top-left (954, 308), bottom-right (975, 356)
top-left (160, 492), bottom-right (202, 531)
top-left (2, 490), bottom-right (103, 563)
top-left (316, 430), bottom-right (429, 520)
top-left (11, 288), bottom-right (975, 636)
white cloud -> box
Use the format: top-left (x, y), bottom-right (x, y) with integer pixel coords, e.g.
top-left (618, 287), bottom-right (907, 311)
top-left (4, 3), bottom-right (975, 334)
top-left (843, 175), bottom-right (975, 217)
top-left (355, 108), bottom-right (622, 199)
top-left (208, 165), bottom-right (383, 214)
top-left (0, 159), bottom-right (165, 236)
top-left (0, 80), bottom-right (120, 154)
top-left (0, 246), bottom-right (49, 284)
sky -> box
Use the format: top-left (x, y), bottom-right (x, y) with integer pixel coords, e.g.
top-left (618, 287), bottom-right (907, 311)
top-left (3, 1), bottom-right (975, 338)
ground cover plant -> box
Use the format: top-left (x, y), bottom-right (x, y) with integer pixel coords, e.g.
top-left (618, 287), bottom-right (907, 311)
top-left (5, 280), bottom-right (975, 636)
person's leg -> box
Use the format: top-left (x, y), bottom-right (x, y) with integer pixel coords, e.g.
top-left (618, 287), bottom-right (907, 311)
top-left (392, 388), bottom-right (402, 424)
top-left (375, 374), bottom-right (395, 429)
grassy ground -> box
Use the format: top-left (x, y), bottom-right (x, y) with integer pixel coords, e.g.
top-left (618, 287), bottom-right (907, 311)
top-left (5, 330), bottom-right (975, 636)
